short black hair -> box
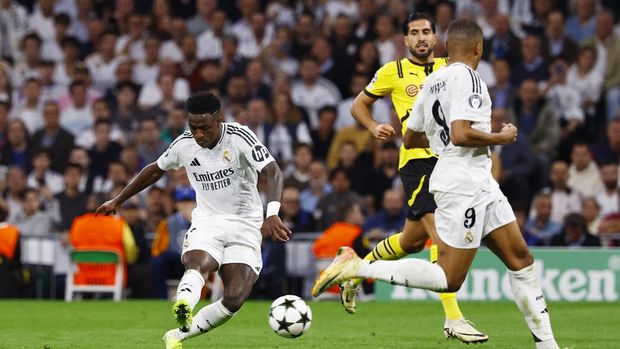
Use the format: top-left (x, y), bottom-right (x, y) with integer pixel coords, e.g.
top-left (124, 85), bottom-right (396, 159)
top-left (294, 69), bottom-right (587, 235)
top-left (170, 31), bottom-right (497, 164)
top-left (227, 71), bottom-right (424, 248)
top-left (447, 18), bottom-right (483, 41)
top-left (402, 12), bottom-right (435, 35)
top-left (60, 36), bottom-right (81, 49)
top-left (65, 162), bottom-right (84, 174)
top-left (186, 91), bottom-right (220, 115)
top-left (329, 167), bottom-right (350, 182)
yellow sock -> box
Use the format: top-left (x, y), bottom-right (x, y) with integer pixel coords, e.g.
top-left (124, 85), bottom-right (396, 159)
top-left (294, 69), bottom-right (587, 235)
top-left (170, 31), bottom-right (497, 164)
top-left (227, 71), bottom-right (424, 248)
top-left (430, 244), bottom-right (464, 320)
top-left (351, 233), bottom-right (407, 287)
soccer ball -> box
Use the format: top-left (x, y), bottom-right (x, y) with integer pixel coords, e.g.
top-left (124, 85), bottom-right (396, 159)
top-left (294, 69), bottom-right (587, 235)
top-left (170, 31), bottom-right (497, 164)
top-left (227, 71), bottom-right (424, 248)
top-left (268, 295), bottom-right (312, 338)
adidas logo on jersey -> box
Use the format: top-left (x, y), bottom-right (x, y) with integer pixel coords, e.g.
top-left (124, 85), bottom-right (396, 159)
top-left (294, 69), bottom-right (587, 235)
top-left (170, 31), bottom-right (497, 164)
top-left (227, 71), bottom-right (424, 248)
top-left (190, 158), bottom-right (201, 166)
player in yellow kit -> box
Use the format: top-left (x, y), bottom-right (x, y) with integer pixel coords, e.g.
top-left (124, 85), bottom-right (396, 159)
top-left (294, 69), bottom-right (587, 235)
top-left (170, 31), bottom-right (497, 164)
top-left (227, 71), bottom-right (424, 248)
top-left (344, 12), bottom-right (488, 343)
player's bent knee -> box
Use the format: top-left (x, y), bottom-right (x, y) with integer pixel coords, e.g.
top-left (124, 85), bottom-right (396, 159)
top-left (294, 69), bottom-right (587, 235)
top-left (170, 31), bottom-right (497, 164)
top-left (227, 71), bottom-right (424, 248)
top-left (403, 239), bottom-right (426, 254)
top-left (221, 294), bottom-right (247, 313)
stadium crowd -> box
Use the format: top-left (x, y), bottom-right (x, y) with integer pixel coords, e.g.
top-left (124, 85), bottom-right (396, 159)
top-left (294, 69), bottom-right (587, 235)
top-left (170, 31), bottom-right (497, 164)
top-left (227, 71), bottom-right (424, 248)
top-left (1, 0), bottom-right (620, 299)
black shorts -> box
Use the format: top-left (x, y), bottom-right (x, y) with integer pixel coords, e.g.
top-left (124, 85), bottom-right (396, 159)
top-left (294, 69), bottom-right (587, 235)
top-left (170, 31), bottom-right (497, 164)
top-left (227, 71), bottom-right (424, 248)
top-left (399, 157), bottom-right (438, 220)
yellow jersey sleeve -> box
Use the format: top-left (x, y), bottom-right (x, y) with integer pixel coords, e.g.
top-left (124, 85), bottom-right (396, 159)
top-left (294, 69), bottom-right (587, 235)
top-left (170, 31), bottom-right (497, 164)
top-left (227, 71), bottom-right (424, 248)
top-left (364, 62), bottom-right (396, 98)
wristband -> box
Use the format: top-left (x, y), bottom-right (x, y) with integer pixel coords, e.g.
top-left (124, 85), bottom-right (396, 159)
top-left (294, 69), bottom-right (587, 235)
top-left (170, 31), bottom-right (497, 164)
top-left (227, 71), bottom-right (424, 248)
top-left (266, 201), bottom-right (281, 217)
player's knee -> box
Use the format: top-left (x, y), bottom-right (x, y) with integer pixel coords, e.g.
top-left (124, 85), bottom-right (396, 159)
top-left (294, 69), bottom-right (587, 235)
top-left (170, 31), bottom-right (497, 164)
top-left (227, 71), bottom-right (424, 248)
top-left (403, 239), bottom-right (425, 254)
top-left (222, 293), bottom-right (247, 313)
top-left (445, 275), bottom-right (466, 293)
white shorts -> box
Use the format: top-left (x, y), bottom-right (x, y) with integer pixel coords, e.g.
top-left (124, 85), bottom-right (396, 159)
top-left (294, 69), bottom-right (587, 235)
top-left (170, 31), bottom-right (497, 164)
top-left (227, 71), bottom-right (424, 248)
top-left (182, 216), bottom-right (263, 275)
top-left (434, 186), bottom-right (516, 249)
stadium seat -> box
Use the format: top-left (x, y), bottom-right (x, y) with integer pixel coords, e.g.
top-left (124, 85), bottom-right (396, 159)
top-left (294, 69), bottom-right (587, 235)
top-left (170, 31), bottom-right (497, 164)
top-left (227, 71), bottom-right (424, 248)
top-left (65, 250), bottom-right (123, 302)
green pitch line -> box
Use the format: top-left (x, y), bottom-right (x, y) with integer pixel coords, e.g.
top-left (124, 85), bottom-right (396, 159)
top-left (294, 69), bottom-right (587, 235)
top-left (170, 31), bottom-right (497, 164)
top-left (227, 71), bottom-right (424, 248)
top-left (0, 300), bottom-right (617, 348)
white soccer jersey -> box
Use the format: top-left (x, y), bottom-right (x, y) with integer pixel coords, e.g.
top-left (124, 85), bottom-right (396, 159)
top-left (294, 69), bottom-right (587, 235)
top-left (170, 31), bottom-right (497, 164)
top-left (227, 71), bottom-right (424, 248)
top-left (157, 122), bottom-right (275, 223)
top-left (408, 62), bottom-right (497, 196)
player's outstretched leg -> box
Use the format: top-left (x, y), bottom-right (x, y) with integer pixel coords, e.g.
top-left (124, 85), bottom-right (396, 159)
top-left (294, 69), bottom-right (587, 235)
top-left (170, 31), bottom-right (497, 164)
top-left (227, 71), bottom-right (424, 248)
top-left (313, 247), bottom-right (449, 297)
top-left (485, 222), bottom-right (560, 349)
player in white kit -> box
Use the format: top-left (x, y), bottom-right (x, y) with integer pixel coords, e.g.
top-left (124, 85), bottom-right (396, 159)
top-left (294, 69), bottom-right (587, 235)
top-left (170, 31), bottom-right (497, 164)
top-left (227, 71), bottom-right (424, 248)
top-left (96, 92), bottom-right (291, 349)
top-left (312, 20), bottom-right (561, 349)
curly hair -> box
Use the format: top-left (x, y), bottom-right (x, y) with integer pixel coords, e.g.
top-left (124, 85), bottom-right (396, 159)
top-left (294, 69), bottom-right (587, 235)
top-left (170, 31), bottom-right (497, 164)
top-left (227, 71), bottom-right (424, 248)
top-left (186, 91), bottom-right (221, 115)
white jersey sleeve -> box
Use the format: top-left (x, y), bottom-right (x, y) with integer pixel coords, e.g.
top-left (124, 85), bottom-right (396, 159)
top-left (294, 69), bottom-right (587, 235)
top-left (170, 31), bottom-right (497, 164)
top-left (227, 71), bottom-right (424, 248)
top-left (157, 131), bottom-right (193, 171)
top-left (227, 124), bottom-right (275, 172)
top-left (449, 66), bottom-right (487, 123)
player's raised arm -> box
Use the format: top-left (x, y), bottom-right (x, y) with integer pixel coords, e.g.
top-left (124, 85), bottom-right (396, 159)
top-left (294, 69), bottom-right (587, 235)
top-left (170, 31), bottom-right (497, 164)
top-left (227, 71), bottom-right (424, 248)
top-left (260, 161), bottom-right (292, 242)
top-left (96, 162), bottom-right (165, 215)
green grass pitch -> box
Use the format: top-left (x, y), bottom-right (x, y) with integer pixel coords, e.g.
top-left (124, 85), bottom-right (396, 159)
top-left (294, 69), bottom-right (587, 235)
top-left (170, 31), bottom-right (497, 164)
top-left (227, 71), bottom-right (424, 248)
top-left (0, 300), bottom-right (618, 348)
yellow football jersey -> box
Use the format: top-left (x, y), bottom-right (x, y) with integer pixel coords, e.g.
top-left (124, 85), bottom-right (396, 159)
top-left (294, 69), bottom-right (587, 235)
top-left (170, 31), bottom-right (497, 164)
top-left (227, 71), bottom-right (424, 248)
top-left (364, 57), bottom-right (448, 169)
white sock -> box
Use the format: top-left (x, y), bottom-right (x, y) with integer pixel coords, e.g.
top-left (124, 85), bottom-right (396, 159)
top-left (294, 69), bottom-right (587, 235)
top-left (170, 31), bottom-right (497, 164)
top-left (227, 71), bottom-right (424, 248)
top-left (357, 259), bottom-right (448, 292)
top-left (508, 264), bottom-right (558, 349)
top-left (176, 269), bottom-right (205, 310)
top-left (179, 299), bottom-right (234, 340)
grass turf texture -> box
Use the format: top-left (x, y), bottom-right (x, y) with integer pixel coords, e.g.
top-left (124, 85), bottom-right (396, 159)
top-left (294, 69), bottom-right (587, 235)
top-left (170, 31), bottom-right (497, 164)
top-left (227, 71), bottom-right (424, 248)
top-left (0, 300), bottom-right (617, 348)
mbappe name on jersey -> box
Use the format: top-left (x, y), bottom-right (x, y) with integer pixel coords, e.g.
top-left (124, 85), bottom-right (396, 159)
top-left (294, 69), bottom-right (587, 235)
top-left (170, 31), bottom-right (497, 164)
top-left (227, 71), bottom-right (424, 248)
top-left (192, 168), bottom-right (235, 191)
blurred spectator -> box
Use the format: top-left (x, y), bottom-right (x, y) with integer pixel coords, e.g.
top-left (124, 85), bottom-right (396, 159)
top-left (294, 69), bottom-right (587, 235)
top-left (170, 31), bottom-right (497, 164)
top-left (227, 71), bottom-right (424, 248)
top-left (133, 36), bottom-right (161, 86)
top-left (363, 188), bottom-right (406, 234)
top-left (541, 55), bottom-right (584, 160)
top-left (333, 140), bottom-right (368, 194)
top-left (549, 213), bottom-right (601, 247)
top-left (85, 30), bottom-right (126, 93)
top-left (0, 0), bottom-right (28, 64)
top-left (493, 108), bottom-right (534, 208)
top-left (564, 0), bottom-right (597, 44)
top-left (9, 187), bottom-right (58, 236)
top-left (316, 167), bottom-right (365, 230)
top-left (327, 122), bottom-right (372, 169)
top-left (61, 80), bottom-right (94, 136)
top-left (27, 150), bottom-right (64, 195)
top-left (280, 186), bottom-right (315, 233)
top-left (433, 1), bottom-right (454, 57)
top-left (144, 186), bottom-right (171, 233)
top-left (0, 205), bottom-right (23, 298)
top-left (187, 0), bottom-right (217, 36)
top-left (543, 10), bottom-right (578, 62)
top-left (0, 67), bottom-right (12, 105)
top-left (110, 81), bottom-right (140, 134)
top-left (266, 93), bottom-right (313, 164)
top-left (374, 14), bottom-right (396, 65)
top-left (567, 143), bottom-right (603, 198)
top-left (0, 119), bottom-right (32, 172)
top-left (567, 45), bottom-right (603, 120)
top-left (489, 59), bottom-right (517, 109)
top-left (175, 35), bottom-right (206, 92)
top-left (76, 98), bottom-right (126, 148)
top-left (41, 13), bottom-right (71, 63)
top-left (593, 117), bottom-right (620, 165)
top-left (160, 17), bottom-right (187, 63)
top-left (265, 0), bottom-right (296, 28)
top-left (119, 147), bottom-right (140, 179)
top-left (291, 56), bottom-right (342, 129)
top-left (582, 197), bottom-right (602, 235)
top-left (119, 198), bottom-right (151, 299)
top-left (53, 36), bottom-right (82, 88)
top-left (595, 162), bottom-right (619, 217)
top-left (93, 161), bottom-right (128, 194)
top-left (284, 143), bottom-right (313, 191)
top-left (160, 103), bottom-right (187, 145)
top-left (88, 119), bottom-right (122, 179)
top-left (115, 13), bottom-right (148, 61)
top-left (38, 60), bottom-right (63, 101)
top-left (310, 105), bottom-right (337, 161)
top-left (511, 34), bottom-right (549, 86)
top-left (31, 100), bottom-right (75, 173)
top-left (137, 118), bottom-right (168, 168)
top-left (220, 35), bottom-right (249, 85)
top-left (11, 78), bottom-right (43, 135)
top-left (0, 101), bottom-right (8, 147)
top-left (336, 73), bottom-right (389, 130)
top-left (291, 11), bottom-right (316, 60)
top-left (329, 14), bottom-right (361, 96)
top-left (364, 142), bottom-right (400, 211)
top-left (513, 79), bottom-right (560, 159)
top-left (300, 161), bottom-right (331, 214)
top-left (352, 40), bottom-right (381, 82)
top-left (51, 163), bottom-right (87, 234)
top-left (482, 13), bottom-right (521, 66)
top-left (259, 26), bottom-right (298, 78)
top-left (237, 11), bottom-right (275, 59)
top-left (524, 190), bottom-right (561, 246)
top-left (3, 166), bottom-right (26, 221)
top-left (151, 187), bottom-right (195, 299)
top-left (245, 59), bottom-right (271, 102)
top-left (12, 33), bottom-right (42, 90)
top-left (68, 146), bottom-right (94, 195)
top-left (548, 160), bottom-right (582, 223)
top-left (244, 98), bottom-right (269, 144)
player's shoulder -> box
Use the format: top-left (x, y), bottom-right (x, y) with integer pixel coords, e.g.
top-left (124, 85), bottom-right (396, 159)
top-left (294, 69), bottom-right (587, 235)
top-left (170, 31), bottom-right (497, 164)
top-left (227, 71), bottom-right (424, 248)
top-left (224, 122), bottom-right (259, 147)
top-left (433, 57), bottom-right (449, 68)
top-left (375, 59), bottom-right (402, 77)
top-left (167, 130), bottom-right (194, 150)
top-left (447, 63), bottom-right (482, 93)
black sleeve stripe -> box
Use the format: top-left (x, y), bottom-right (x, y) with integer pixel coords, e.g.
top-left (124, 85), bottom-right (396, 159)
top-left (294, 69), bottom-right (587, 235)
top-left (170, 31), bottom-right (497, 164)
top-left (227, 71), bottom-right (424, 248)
top-left (226, 130), bottom-right (254, 147)
top-left (466, 68), bottom-right (476, 93)
top-left (363, 88), bottom-right (381, 99)
top-left (230, 125), bottom-right (258, 144)
top-left (228, 126), bottom-right (257, 145)
top-left (475, 71), bottom-right (481, 94)
top-left (396, 59), bottom-right (404, 78)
